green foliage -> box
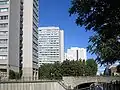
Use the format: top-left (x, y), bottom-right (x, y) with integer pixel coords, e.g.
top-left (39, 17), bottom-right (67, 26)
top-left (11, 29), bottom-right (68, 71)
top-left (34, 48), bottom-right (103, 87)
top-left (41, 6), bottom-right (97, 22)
top-left (38, 59), bottom-right (98, 80)
top-left (9, 70), bottom-right (22, 79)
top-left (9, 70), bottom-right (15, 79)
top-left (86, 59), bottom-right (98, 76)
top-left (69, 0), bottom-right (120, 64)
top-left (39, 64), bottom-right (53, 79)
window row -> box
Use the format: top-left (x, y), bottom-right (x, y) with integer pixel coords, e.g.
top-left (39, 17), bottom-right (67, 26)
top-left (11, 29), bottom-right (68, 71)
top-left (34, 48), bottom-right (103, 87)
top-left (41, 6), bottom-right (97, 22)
top-left (33, 56), bottom-right (38, 61)
top-left (0, 47), bottom-right (7, 52)
top-left (33, 34), bottom-right (38, 41)
top-left (39, 32), bottom-right (59, 35)
top-left (0, 15), bottom-right (8, 20)
top-left (33, 48), bottom-right (38, 54)
top-left (39, 52), bottom-right (59, 54)
top-left (0, 55), bottom-right (7, 60)
top-left (0, 23), bottom-right (8, 28)
top-left (39, 38), bottom-right (59, 40)
top-left (0, 8), bottom-right (8, 12)
top-left (0, 0), bottom-right (9, 5)
top-left (41, 54), bottom-right (59, 56)
top-left (39, 42), bottom-right (59, 45)
top-left (33, 41), bottom-right (38, 48)
top-left (33, 9), bottom-right (38, 18)
top-left (39, 34), bottom-right (59, 37)
top-left (33, 54), bottom-right (38, 58)
top-left (33, 2), bottom-right (38, 12)
top-left (33, 15), bottom-right (38, 24)
top-left (33, 22), bottom-right (38, 30)
top-left (33, 0), bottom-right (38, 7)
top-left (0, 39), bottom-right (7, 44)
top-left (0, 31), bottom-right (8, 36)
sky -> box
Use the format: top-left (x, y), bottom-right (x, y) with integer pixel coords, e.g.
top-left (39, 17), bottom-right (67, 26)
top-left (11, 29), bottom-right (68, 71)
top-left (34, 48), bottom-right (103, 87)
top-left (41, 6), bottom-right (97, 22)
top-left (38, 0), bottom-right (108, 74)
top-left (39, 0), bottom-right (96, 59)
top-left (39, 0), bottom-right (120, 74)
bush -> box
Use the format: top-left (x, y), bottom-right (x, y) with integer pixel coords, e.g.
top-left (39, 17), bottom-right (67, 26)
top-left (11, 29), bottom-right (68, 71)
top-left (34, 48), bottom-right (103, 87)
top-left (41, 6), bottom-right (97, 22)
top-left (9, 70), bottom-right (22, 79)
top-left (9, 70), bottom-right (15, 79)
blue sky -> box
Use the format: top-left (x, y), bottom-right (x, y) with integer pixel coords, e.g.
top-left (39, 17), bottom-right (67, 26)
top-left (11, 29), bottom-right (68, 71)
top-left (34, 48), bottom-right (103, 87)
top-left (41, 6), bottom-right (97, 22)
top-left (39, 0), bottom-right (95, 59)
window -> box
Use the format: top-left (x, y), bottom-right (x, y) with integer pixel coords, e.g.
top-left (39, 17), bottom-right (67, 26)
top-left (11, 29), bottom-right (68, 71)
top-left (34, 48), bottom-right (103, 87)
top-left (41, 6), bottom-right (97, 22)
top-left (33, 22), bottom-right (38, 30)
top-left (0, 23), bottom-right (8, 28)
top-left (0, 39), bottom-right (7, 44)
top-left (0, 55), bottom-right (7, 60)
top-left (33, 48), bottom-right (38, 54)
top-left (0, 31), bottom-right (8, 36)
top-left (0, 47), bottom-right (7, 52)
top-left (33, 34), bottom-right (38, 41)
top-left (0, 15), bottom-right (8, 20)
top-left (0, 0), bottom-right (9, 5)
top-left (33, 41), bottom-right (38, 48)
top-left (0, 8), bottom-right (8, 12)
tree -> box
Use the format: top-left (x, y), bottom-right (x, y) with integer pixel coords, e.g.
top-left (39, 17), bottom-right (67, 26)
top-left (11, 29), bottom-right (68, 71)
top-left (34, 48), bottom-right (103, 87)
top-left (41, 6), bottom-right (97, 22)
top-left (38, 62), bottom-right (62, 80)
top-left (38, 59), bottom-right (98, 79)
top-left (9, 70), bottom-right (15, 79)
top-left (61, 60), bottom-right (73, 76)
top-left (52, 62), bottom-right (62, 80)
top-left (69, 0), bottom-right (120, 64)
top-left (9, 70), bottom-right (22, 79)
top-left (85, 59), bottom-right (98, 76)
top-left (38, 64), bottom-right (53, 79)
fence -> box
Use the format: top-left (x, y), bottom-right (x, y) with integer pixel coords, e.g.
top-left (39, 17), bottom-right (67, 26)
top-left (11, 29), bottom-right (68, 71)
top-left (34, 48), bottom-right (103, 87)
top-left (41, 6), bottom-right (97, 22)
top-left (76, 81), bottom-right (120, 90)
top-left (101, 81), bottom-right (120, 90)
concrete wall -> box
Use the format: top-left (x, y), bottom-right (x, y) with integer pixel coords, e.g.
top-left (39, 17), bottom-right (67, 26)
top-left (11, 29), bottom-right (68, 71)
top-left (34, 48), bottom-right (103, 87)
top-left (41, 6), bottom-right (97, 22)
top-left (9, 0), bottom-right (21, 72)
top-left (0, 81), bottom-right (66, 90)
top-left (63, 76), bottom-right (120, 89)
top-left (23, 0), bottom-right (33, 78)
top-left (23, 0), bottom-right (38, 78)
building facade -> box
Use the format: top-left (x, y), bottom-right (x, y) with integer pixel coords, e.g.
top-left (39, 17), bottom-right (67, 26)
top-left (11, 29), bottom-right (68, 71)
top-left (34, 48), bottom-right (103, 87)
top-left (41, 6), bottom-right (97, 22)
top-left (38, 27), bottom-right (64, 66)
top-left (66, 47), bottom-right (87, 61)
top-left (22, 0), bottom-right (39, 78)
top-left (0, 0), bottom-right (39, 79)
top-left (0, 0), bottom-right (23, 78)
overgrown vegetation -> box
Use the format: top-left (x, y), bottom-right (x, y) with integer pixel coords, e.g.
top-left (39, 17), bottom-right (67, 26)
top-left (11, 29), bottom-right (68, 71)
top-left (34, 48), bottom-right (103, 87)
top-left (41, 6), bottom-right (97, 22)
top-left (9, 70), bottom-right (22, 79)
top-left (39, 59), bottom-right (97, 80)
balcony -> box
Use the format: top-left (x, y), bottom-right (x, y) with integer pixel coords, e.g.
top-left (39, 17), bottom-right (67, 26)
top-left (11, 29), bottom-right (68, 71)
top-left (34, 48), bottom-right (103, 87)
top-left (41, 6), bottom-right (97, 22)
top-left (20, 23), bottom-right (23, 29)
top-left (0, 60), bottom-right (7, 66)
top-left (20, 0), bottom-right (23, 4)
top-left (0, 4), bottom-right (9, 8)
top-left (20, 30), bottom-right (23, 35)
top-left (0, 51), bottom-right (8, 55)
top-left (0, 44), bottom-right (8, 47)
top-left (20, 43), bottom-right (23, 49)
top-left (20, 11), bottom-right (23, 16)
top-left (20, 36), bottom-right (23, 42)
top-left (20, 50), bottom-right (23, 55)
top-left (0, 35), bottom-right (8, 39)
top-left (19, 56), bottom-right (23, 61)
top-left (20, 5), bottom-right (23, 10)
top-left (0, 19), bottom-right (8, 23)
top-left (0, 64), bottom-right (7, 69)
top-left (0, 27), bottom-right (8, 31)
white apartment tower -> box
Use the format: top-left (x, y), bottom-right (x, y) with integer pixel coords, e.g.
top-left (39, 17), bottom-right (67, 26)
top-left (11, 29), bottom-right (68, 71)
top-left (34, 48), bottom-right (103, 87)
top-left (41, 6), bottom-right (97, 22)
top-left (38, 27), bottom-right (64, 66)
top-left (66, 47), bottom-right (87, 61)
top-left (0, 0), bottom-right (39, 79)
